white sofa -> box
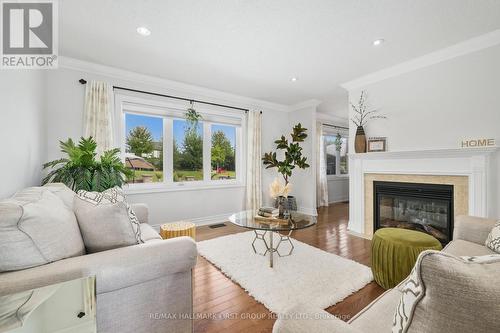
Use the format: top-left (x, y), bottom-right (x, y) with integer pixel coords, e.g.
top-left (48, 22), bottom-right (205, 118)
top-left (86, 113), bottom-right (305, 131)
top-left (273, 215), bottom-right (500, 333)
top-left (0, 185), bottom-right (197, 333)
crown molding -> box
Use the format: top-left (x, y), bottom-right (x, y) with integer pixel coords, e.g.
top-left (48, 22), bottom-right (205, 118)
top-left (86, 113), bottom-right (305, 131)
top-left (289, 99), bottom-right (322, 111)
top-left (315, 111), bottom-right (349, 125)
top-left (58, 56), bottom-right (290, 113)
top-left (341, 29), bottom-right (500, 91)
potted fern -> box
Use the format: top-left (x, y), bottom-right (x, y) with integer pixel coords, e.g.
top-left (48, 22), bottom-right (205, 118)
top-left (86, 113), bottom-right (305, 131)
top-left (42, 137), bottom-right (132, 192)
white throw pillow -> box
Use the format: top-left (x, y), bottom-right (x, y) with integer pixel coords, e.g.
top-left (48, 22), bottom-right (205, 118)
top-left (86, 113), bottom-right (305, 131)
top-left (74, 187), bottom-right (143, 253)
top-left (485, 220), bottom-right (500, 253)
top-left (0, 187), bottom-right (85, 272)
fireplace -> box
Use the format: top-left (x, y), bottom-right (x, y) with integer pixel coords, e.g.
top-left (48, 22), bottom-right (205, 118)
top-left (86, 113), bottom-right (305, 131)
top-left (373, 181), bottom-right (454, 245)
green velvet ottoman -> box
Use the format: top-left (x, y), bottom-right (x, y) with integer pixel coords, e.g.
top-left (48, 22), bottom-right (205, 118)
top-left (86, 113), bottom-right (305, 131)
top-left (371, 228), bottom-right (442, 289)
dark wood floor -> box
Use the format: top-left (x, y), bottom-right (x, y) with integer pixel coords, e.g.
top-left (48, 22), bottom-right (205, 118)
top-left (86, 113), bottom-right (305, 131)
top-left (193, 203), bottom-right (385, 333)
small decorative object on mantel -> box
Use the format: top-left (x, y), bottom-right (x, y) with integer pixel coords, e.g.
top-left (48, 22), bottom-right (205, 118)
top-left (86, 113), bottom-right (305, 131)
top-left (262, 123), bottom-right (309, 216)
top-left (368, 137), bottom-right (387, 152)
top-left (350, 90), bottom-right (386, 153)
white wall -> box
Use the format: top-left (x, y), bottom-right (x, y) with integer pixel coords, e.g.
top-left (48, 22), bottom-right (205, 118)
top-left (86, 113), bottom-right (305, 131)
top-left (328, 177), bottom-right (349, 203)
top-left (347, 44), bottom-right (500, 218)
top-left (0, 71), bottom-right (46, 198)
top-left (286, 106), bottom-right (317, 215)
top-left (46, 64), bottom-right (294, 225)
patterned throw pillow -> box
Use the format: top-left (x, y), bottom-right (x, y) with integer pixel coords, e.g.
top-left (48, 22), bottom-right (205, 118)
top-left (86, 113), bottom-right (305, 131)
top-left (392, 257), bottom-right (424, 333)
top-left (77, 187), bottom-right (143, 244)
top-left (392, 251), bottom-right (500, 333)
top-left (485, 220), bottom-right (500, 253)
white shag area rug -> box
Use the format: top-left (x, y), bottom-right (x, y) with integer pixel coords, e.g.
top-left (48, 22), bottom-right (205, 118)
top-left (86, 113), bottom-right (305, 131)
top-left (197, 231), bottom-right (373, 314)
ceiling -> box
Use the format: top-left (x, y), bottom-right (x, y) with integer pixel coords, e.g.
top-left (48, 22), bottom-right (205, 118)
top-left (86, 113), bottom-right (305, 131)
top-left (60, 0), bottom-right (500, 117)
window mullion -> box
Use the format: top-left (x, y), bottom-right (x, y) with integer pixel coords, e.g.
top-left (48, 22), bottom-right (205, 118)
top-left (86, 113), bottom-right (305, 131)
top-left (164, 118), bottom-right (173, 184)
top-left (203, 122), bottom-right (212, 182)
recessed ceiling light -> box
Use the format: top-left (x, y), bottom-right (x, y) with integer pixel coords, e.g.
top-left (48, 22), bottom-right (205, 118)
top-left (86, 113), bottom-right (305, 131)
top-left (373, 39), bottom-right (385, 46)
top-left (291, 77), bottom-right (298, 82)
top-left (137, 26), bottom-right (151, 36)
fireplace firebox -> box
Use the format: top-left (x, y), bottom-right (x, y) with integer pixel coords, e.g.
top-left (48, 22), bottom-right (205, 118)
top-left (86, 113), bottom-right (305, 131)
top-left (373, 181), bottom-right (453, 245)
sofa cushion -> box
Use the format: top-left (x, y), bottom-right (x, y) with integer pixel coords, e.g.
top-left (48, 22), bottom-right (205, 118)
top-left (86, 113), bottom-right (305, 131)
top-left (348, 288), bottom-right (401, 332)
top-left (76, 187), bottom-right (142, 244)
top-left (392, 251), bottom-right (500, 333)
top-left (42, 183), bottom-right (76, 210)
top-left (0, 187), bottom-right (85, 272)
top-left (140, 223), bottom-right (162, 242)
top-left (485, 220), bottom-right (500, 253)
top-left (443, 239), bottom-right (496, 256)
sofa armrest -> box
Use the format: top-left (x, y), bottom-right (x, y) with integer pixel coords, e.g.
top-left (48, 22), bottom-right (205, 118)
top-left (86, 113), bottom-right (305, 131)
top-left (130, 203), bottom-right (149, 224)
top-left (453, 215), bottom-right (497, 245)
top-left (0, 236), bottom-right (197, 296)
top-left (273, 304), bottom-right (363, 333)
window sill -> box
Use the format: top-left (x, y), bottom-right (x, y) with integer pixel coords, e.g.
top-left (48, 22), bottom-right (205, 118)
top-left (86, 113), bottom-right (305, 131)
top-left (123, 181), bottom-right (245, 195)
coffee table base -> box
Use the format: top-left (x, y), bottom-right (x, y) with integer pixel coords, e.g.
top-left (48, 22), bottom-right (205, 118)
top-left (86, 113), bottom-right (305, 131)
top-left (252, 230), bottom-right (294, 267)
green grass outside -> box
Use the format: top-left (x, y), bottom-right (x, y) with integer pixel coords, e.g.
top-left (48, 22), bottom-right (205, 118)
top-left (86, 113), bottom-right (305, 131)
top-left (127, 170), bottom-right (236, 183)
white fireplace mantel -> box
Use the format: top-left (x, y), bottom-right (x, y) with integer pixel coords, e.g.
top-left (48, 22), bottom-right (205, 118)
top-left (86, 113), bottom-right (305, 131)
top-left (348, 147), bottom-right (498, 237)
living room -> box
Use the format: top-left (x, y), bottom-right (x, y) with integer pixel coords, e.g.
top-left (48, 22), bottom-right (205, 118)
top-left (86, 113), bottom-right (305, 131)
top-left (1, 1), bottom-right (499, 333)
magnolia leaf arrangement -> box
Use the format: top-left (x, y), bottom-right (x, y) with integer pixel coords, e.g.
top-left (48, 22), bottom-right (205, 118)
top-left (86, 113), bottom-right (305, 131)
top-left (334, 133), bottom-right (343, 152)
top-left (262, 123), bottom-right (310, 186)
top-left (42, 137), bottom-right (132, 192)
top-left (350, 90), bottom-right (386, 127)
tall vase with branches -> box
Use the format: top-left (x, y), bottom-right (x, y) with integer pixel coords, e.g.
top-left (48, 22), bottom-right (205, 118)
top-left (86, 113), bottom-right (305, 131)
top-left (350, 90), bottom-right (386, 153)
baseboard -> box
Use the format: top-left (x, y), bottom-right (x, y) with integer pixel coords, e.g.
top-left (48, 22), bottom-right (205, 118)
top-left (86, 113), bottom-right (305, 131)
top-left (328, 197), bottom-right (349, 204)
top-left (151, 213), bottom-right (231, 230)
top-left (298, 206), bottom-right (318, 216)
top-left (347, 229), bottom-right (372, 240)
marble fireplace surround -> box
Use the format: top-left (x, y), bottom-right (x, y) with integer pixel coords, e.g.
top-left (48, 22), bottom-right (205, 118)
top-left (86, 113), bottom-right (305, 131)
top-left (348, 148), bottom-right (497, 239)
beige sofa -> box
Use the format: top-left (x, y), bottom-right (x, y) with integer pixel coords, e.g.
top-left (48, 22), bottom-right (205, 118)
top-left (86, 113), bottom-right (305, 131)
top-left (273, 215), bottom-right (500, 333)
top-left (0, 186), bottom-right (197, 333)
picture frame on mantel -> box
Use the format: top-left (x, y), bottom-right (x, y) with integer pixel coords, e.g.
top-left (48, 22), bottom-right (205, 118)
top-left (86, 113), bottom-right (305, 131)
top-left (368, 137), bottom-right (387, 152)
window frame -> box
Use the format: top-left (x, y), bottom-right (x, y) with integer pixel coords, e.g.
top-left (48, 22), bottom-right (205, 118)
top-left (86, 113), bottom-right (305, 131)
top-left (115, 93), bottom-right (245, 193)
top-left (323, 128), bottom-right (349, 180)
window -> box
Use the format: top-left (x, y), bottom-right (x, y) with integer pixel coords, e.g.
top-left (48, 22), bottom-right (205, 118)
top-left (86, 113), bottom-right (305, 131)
top-left (117, 95), bottom-right (243, 190)
top-left (173, 119), bottom-right (203, 182)
top-left (211, 124), bottom-right (236, 180)
top-left (324, 133), bottom-right (349, 176)
top-left (125, 113), bottom-right (163, 183)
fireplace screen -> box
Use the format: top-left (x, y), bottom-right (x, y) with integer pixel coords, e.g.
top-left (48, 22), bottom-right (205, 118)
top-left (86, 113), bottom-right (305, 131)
top-left (373, 181), bottom-right (453, 244)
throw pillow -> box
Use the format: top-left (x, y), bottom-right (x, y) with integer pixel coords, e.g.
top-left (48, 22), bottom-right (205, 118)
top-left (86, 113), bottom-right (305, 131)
top-left (392, 251), bottom-right (500, 333)
top-left (74, 187), bottom-right (143, 253)
top-left (485, 220), bottom-right (500, 253)
top-left (0, 187), bottom-right (85, 272)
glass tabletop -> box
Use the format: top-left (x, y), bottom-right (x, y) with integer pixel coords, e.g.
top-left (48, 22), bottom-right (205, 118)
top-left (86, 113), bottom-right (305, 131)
top-left (229, 210), bottom-right (317, 231)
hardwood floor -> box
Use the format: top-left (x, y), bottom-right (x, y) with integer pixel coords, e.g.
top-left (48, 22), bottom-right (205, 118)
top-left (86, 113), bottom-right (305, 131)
top-left (193, 203), bottom-right (385, 333)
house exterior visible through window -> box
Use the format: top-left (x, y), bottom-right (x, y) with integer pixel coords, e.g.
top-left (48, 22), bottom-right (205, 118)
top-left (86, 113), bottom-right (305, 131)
top-left (324, 132), bottom-right (349, 176)
top-left (116, 94), bottom-right (243, 190)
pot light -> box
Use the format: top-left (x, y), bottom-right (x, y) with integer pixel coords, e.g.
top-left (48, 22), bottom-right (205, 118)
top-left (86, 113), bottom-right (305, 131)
top-left (373, 39), bottom-right (385, 46)
top-left (137, 26), bottom-right (151, 36)
top-left (291, 77), bottom-right (298, 82)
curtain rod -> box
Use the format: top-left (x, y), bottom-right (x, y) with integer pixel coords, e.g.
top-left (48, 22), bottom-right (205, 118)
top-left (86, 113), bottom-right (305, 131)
top-left (322, 123), bottom-right (349, 130)
top-left (78, 79), bottom-right (260, 114)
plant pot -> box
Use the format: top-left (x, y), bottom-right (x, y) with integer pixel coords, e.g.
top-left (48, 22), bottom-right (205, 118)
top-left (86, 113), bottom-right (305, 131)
top-left (274, 196), bottom-right (297, 212)
top-left (355, 126), bottom-right (367, 153)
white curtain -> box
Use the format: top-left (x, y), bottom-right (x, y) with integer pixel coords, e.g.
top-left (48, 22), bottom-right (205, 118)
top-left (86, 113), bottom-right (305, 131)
top-left (83, 80), bottom-right (113, 156)
top-left (245, 110), bottom-right (262, 211)
top-left (316, 122), bottom-right (329, 207)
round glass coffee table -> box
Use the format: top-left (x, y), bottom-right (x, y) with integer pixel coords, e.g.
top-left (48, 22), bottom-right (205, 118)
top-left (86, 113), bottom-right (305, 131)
top-left (229, 210), bottom-right (317, 267)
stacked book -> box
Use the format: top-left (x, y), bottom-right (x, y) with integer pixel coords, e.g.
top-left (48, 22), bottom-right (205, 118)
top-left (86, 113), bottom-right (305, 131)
top-left (257, 207), bottom-right (279, 218)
